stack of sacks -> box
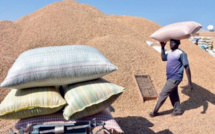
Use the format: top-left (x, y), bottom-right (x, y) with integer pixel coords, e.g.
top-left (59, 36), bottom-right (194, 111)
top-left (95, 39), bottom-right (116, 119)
top-left (0, 45), bottom-right (125, 133)
top-left (150, 21), bottom-right (202, 42)
top-left (197, 36), bottom-right (213, 49)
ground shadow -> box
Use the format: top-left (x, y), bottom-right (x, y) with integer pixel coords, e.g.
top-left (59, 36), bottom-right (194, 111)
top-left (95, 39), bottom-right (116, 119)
top-left (180, 83), bottom-right (215, 114)
top-left (115, 116), bottom-right (173, 134)
top-left (153, 83), bottom-right (215, 115)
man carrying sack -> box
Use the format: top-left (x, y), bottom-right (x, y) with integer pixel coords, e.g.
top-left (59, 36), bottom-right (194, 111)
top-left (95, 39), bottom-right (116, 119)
top-left (149, 39), bottom-right (193, 117)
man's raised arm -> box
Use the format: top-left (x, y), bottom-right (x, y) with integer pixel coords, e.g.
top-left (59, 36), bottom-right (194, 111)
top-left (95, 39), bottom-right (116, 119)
top-left (160, 42), bottom-right (167, 61)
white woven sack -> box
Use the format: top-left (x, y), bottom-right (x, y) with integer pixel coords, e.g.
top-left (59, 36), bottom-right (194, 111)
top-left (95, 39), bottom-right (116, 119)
top-left (150, 21), bottom-right (202, 42)
top-left (1, 45), bottom-right (117, 89)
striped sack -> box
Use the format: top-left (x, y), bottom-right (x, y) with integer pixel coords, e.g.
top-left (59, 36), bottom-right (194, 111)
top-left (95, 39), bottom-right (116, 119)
top-left (0, 87), bottom-right (66, 119)
top-left (1, 45), bottom-right (118, 89)
top-left (62, 79), bottom-right (125, 120)
top-left (15, 108), bottom-right (124, 134)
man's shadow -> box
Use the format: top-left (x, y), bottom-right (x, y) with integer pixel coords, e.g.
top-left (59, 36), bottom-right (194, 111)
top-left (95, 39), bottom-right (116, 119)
top-left (115, 116), bottom-right (173, 134)
top-left (180, 83), bottom-right (215, 114)
top-left (155, 83), bottom-right (215, 116)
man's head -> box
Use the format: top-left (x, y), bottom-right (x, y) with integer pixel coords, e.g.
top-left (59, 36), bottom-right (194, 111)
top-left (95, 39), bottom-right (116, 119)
top-left (170, 39), bottom-right (180, 50)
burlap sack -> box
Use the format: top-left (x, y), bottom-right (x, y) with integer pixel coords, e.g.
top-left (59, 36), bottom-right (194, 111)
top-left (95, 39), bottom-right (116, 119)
top-left (0, 87), bottom-right (66, 119)
top-left (1, 45), bottom-right (117, 89)
top-left (150, 21), bottom-right (202, 42)
top-left (62, 79), bottom-right (125, 120)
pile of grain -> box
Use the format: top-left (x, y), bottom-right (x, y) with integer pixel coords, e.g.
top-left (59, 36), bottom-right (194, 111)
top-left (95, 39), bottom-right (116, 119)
top-left (0, 0), bottom-right (215, 133)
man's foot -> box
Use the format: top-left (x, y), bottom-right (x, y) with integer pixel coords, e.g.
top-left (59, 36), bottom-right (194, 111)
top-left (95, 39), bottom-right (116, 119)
top-left (171, 111), bottom-right (183, 116)
top-left (149, 112), bottom-right (159, 117)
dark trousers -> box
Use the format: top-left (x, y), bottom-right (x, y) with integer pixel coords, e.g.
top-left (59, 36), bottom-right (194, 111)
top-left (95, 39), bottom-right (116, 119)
top-left (153, 79), bottom-right (182, 113)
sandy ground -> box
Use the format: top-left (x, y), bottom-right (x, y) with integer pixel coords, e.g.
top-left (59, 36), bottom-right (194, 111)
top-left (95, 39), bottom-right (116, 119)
top-left (0, 0), bottom-right (215, 133)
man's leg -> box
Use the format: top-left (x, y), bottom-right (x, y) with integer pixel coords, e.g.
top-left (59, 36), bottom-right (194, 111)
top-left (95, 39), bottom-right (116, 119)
top-left (150, 79), bottom-right (179, 117)
top-left (169, 86), bottom-right (183, 115)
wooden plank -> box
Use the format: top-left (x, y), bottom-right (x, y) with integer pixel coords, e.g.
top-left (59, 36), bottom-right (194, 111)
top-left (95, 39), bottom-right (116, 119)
top-left (134, 75), bottom-right (158, 101)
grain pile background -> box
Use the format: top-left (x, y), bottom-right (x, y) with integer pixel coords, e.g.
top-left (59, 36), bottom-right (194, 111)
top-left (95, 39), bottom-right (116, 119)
top-left (0, 0), bottom-right (215, 133)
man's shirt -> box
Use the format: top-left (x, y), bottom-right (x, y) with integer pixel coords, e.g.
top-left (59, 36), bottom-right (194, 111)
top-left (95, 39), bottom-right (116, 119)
top-left (163, 49), bottom-right (189, 81)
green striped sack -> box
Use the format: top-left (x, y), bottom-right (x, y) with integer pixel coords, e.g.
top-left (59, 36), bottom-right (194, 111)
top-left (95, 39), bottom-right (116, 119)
top-left (62, 79), bottom-right (125, 120)
top-left (0, 87), bottom-right (66, 119)
top-left (1, 45), bottom-right (118, 89)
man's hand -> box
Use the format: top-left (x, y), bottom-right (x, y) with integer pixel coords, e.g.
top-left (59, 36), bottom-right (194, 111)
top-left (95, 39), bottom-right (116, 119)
top-left (187, 83), bottom-right (193, 91)
top-left (160, 42), bottom-right (166, 47)
top-left (181, 83), bottom-right (193, 92)
top-left (184, 65), bottom-right (192, 91)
